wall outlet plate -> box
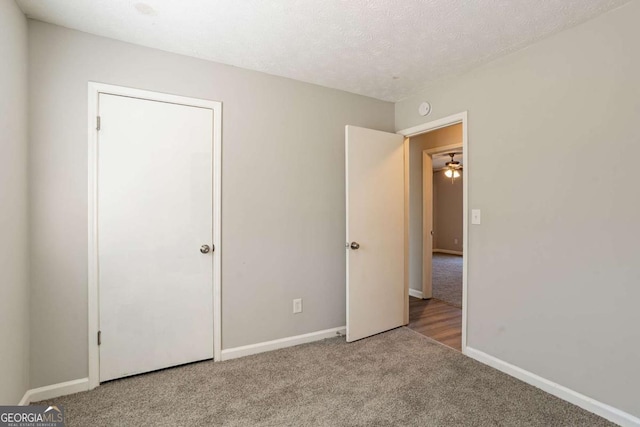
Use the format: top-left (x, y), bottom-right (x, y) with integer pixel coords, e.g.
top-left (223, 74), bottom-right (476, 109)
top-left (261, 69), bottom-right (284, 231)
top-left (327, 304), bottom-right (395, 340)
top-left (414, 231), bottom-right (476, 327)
top-left (293, 298), bottom-right (302, 314)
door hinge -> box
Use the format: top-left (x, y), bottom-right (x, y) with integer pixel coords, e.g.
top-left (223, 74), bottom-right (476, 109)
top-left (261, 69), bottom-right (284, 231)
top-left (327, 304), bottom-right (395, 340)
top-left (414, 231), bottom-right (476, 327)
top-left (96, 116), bottom-right (101, 131)
top-left (97, 330), bottom-right (102, 346)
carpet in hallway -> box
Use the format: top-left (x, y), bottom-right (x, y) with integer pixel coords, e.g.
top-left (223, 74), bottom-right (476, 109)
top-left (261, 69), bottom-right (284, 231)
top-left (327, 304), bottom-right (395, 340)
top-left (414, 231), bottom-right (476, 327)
top-left (433, 252), bottom-right (463, 307)
top-left (35, 328), bottom-right (612, 426)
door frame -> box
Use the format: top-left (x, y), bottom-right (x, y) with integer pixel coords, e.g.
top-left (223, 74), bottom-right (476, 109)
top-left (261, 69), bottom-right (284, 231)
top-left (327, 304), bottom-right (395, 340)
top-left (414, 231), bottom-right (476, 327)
top-left (87, 82), bottom-right (223, 389)
top-left (398, 111), bottom-right (468, 353)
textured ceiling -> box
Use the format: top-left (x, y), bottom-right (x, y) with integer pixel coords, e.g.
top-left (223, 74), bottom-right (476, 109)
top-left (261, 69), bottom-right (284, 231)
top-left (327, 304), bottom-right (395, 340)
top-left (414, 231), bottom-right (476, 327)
top-left (17, 0), bottom-right (629, 101)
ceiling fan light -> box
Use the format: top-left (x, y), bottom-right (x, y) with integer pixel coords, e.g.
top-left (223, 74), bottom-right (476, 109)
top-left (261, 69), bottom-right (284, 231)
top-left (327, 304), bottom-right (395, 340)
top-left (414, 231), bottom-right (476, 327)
top-left (453, 170), bottom-right (460, 178)
top-left (444, 169), bottom-right (453, 178)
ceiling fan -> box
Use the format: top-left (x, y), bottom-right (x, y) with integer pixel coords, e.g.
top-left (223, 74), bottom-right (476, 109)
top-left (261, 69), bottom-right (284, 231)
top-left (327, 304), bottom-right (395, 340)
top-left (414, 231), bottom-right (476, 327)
top-left (444, 153), bottom-right (462, 181)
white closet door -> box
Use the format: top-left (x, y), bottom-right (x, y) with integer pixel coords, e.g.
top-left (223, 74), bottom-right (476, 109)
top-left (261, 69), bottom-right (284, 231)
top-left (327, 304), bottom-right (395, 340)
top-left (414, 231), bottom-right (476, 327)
top-left (98, 93), bottom-right (214, 382)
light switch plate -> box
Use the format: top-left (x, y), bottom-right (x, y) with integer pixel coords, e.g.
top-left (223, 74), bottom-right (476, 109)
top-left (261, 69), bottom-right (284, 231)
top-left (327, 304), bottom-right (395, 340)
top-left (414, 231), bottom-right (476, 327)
top-left (471, 209), bottom-right (481, 225)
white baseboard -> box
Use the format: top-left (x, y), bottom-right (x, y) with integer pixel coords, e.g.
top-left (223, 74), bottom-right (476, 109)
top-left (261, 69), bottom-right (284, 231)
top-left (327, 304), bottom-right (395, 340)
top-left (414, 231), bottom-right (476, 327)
top-left (19, 378), bottom-right (89, 405)
top-left (433, 249), bottom-right (463, 256)
top-left (221, 326), bottom-right (346, 361)
top-left (465, 347), bottom-right (640, 427)
top-left (408, 288), bottom-right (423, 299)
top-left (18, 391), bottom-right (30, 406)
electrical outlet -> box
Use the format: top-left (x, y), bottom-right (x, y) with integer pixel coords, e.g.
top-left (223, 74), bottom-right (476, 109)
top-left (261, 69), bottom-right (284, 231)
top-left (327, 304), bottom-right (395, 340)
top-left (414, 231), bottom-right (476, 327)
top-left (293, 298), bottom-right (302, 314)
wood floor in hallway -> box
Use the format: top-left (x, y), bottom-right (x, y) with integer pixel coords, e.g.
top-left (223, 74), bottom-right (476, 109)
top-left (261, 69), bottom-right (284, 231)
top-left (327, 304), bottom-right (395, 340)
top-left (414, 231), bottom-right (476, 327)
top-left (408, 296), bottom-right (462, 351)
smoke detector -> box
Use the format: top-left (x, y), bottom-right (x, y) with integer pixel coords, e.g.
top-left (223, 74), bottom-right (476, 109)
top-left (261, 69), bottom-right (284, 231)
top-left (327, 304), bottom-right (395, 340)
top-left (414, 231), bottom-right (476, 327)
top-left (418, 102), bottom-right (432, 117)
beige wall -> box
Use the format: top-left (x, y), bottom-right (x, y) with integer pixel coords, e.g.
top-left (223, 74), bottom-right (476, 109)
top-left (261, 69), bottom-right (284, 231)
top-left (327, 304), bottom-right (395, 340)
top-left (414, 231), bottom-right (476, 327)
top-left (397, 2), bottom-right (640, 417)
top-left (407, 124), bottom-right (461, 292)
top-left (433, 172), bottom-right (463, 252)
top-left (0, 0), bottom-right (30, 405)
top-left (27, 21), bottom-right (394, 388)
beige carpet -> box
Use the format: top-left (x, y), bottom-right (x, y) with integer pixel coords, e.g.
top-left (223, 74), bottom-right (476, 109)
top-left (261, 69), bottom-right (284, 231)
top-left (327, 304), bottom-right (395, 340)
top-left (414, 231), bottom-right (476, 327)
top-left (36, 328), bottom-right (612, 426)
top-left (433, 253), bottom-right (463, 307)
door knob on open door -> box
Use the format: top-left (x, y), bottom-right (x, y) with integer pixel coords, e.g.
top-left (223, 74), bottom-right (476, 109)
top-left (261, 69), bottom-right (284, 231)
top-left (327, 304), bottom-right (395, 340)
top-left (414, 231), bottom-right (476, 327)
top-left (200, 245), bottom-right (211, 254)
top-left (350, 242), bottom-right (360, 250)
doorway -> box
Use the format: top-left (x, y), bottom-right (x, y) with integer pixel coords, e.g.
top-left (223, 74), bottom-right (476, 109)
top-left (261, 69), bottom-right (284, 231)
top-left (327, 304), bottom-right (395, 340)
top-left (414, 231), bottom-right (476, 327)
top-left (399, 112), bottom-right (468, 352)
top-left (424, 148), bottom-right (463, 308)
top-left (344, 112), bottom-right (468, 350)
top-left (87, 83), bottom-right (222, 388)
top-left (409, 142), bottom-right (463, 350)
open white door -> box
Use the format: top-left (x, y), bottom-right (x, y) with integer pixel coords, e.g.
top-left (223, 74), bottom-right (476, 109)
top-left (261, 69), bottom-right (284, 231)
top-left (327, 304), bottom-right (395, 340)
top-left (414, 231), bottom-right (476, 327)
top-left (422, 152), bottom-right (433, 299)
top-left (346, 126), bottom-right (405, 342)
